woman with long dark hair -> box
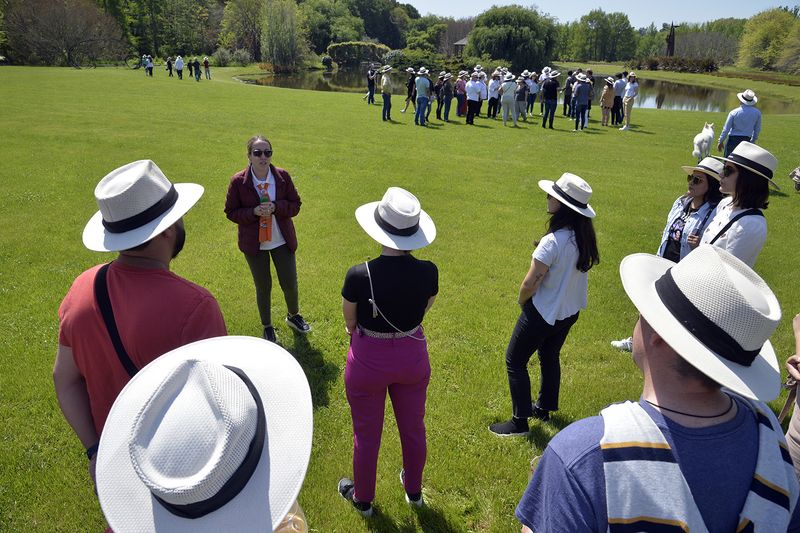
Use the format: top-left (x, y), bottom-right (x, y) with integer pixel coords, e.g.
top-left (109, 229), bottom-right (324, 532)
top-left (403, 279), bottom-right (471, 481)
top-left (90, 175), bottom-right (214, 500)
top-left (490, 173), bottom-right (599, 435)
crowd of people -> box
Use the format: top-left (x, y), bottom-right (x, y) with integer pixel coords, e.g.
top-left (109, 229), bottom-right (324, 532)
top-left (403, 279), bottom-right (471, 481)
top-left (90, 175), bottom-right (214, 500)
top-left (366, 63), bottom-right (642, 131)
top-left (53, 118), bottom-right (800, 530)
top-left (141, 54), bottom-right (211, 81)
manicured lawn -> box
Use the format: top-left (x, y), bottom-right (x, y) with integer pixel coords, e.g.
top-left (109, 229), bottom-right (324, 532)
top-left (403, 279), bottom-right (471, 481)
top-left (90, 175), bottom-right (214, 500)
top-left (1, 65), bottom-right (799, 532)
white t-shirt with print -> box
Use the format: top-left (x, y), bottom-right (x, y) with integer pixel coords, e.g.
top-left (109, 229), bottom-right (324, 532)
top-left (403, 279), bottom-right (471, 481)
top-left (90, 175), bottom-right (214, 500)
top-left (532, 228), bottom-right (588, 325)
top-left (251, 167), bottom-right (286, 251)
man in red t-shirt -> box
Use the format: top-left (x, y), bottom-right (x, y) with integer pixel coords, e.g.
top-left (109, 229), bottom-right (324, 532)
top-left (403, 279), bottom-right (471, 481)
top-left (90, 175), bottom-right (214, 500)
top-left (53, 159), bottom-right (227, 491)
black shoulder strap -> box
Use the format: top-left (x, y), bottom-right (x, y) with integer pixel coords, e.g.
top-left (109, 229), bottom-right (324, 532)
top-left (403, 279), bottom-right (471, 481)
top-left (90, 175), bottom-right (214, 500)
top-left (708, 208), bottom-right (764, 245)
top-left (93, 262), bottom-right (138, 377)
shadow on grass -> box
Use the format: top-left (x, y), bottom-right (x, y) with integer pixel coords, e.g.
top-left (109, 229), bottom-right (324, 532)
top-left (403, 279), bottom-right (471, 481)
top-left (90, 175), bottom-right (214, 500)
top-left (289, 331), bottom-right (340, 410)
top-left (526, 412), bottom-right (572, 450)
top-left (365, 505), bottom-right (462, 533)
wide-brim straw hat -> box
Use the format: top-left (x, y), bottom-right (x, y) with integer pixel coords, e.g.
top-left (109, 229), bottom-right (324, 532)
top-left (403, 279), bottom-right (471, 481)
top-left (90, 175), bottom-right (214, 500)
top-left (737, 89), bottom-right (758, 106)
top-left (681, 157), bottom-right (724, 181)
top-left (575, 73), bottom-right (588, 82)
top-left (406, 67), bottom-right (415, 73)
top-left (548, 70), bottom-right (561, 78)
top-left (605, 76), bottom-right (615, 84)
top-left (538, 173), bottom-right (596, 218)
top-left (713, 141), bottom-right (779, 190)
top-left (443, 73), bottom-right (452, 81)
top-left (96, 336), bottom-right (314, 532)
top-left (83, 160), bottom-right (203, 252)
top-left (620, 246), bottom-right (781, 401)
top-left (355, 187), bottom-right (436, 251)
top-left (417, 67), bottom-right (429, 75)
top-left (503, 73), bottom-right (515, 81)
top-left (380, 65), bottom-right (393, 73)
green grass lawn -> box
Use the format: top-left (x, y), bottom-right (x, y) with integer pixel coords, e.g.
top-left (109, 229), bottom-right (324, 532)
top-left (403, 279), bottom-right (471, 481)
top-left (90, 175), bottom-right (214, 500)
top-left (1, 66), bottom-right (800, 532)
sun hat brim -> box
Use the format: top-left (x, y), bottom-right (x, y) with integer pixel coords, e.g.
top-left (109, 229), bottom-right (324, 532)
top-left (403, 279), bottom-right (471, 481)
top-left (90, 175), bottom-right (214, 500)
top-left (620, 253), bottom-right (780, 401)
top-left (537, 180), bottom-right (596, 218)
top-left (711, 155), bottom-right (780, 190)
top-left (97, 335), bottom-right (313, 532)
top-left (737, 92), bottom-right (757, 106)
top-left (355, 201), bottom-right (436, 251)
top-left (82, 183), bottom-right (204, 252)
top-left (680, 165), bottom-right (721, 181)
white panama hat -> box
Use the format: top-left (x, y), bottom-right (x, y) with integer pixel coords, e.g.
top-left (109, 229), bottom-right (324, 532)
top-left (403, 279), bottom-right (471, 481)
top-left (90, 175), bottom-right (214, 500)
top-left (380, 65), bottom-right (393, 73)
top-left (503, 72), bottom-right (515, 81)
top-left (538, 173), bottom-right (596, 218)
top-left (406, 67), bottom-right (415, 73)
top-left (620, 246), bottom-right (781, 401)
top-left (355, 187), bottom-right (436, 251)
top-left (548, 70), bottom-right (561, 78)
top-left (681, 156), bottom-right (724, 181)
top-left (82, 160), bottom-right (203, 252)
top-left (714, 141), bottom-right (779, 189)
top-left (417, 67), bottom-right (429, 75)
top-left (575, 73), bottom-right (588, 82)
top-left (96, 336), bottom-right (313, 532)
top-left (737, 89), bottom-right (758, 106)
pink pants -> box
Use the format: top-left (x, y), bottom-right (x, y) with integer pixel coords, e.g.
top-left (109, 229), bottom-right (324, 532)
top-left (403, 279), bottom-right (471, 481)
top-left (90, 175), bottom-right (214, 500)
top-left (345, 329), bottom-right (430, 503)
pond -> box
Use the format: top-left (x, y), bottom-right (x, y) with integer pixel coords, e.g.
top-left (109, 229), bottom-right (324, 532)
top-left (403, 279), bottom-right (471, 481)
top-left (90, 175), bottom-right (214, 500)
top-left (238, 69), bottom-right (800, 114)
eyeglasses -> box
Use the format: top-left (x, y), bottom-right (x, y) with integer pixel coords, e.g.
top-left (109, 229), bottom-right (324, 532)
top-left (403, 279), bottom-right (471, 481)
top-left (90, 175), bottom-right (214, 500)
top-left (687, 175), bottom-right (705, 185)
top-left (722, 165), bottom-right (737, 177)
top-left (251, 149), bottom-right (272, 158)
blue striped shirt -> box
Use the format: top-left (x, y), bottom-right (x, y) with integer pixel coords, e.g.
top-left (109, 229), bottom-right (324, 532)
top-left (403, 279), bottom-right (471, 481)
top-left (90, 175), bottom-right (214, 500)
top-left (719, 105), bottom-right (762, 143)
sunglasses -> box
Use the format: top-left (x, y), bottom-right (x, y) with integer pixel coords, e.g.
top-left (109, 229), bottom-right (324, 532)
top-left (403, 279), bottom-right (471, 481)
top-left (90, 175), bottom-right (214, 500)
top-left (722, 165), bottom-right (737, 177)
top-left (687, 175), bottom-right (705, 185)
top-left (251, 149), bottom-right (273, 158)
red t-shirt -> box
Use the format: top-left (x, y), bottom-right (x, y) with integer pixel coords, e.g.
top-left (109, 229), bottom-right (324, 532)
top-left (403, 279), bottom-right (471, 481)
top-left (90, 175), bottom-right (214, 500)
top-left (58, 262), bottom-right (227, 434)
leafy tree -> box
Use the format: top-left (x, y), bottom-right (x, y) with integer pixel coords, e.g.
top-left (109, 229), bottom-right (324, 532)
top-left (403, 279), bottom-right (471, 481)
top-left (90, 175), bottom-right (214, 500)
top-left (330, 13), bottom-right (363, 42)
top-left (606, 12), bottom-right (636, 61)
top-left (635, 23), bottom-right (664, 58)
top-left (262, 0), bottom-right (306, 70)
top-left (571, 9), bottom-right (611, 61)
top-left (342, 0), bottom-right (404, 48)
top-left (777, 19), bottom-right (800, 73)
top-left (405, 15), bottom-right (445, 52)
top-left (220, 0), bottom-right (263, 61)
top-left (737, 8), bottom-right (798, 69)
top-left (466, 5), bottom-right (557, 71)
top-left (160, 0), bottom-right (220, 55)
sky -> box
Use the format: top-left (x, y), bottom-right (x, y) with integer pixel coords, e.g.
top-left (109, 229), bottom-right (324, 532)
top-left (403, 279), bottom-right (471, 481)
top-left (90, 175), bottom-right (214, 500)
top-left (404, 0), bottom-right (784, 28)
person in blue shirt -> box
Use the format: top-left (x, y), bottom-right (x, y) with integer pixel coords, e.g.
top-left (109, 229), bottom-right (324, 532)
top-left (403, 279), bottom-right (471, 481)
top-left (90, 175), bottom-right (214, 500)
top-left (717, 89), bottom-right (762, 157)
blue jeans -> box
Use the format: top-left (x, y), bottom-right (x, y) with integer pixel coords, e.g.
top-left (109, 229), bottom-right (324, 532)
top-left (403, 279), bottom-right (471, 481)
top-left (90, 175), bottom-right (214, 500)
top-left (455, 94), bottom-right (465, 116)
top-left (724, 135), bottom-right (750, 157)
top-left (367, 85), bottom-right (375, 104)
top-left (542, 99), bottom-right (557, 128)
top-left (575, 104), bottom-right (588, 129)
top-left (443, 96), bottom-right (452, 121)
top-left (382, 93), bottom-right (391, 121)
top-left (415, 96), bottom-right (429, 125)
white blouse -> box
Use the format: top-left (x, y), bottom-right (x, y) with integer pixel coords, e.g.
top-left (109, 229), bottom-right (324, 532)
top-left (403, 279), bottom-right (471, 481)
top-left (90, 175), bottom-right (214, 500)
top-left (700, 196), bottom-right (766, 268)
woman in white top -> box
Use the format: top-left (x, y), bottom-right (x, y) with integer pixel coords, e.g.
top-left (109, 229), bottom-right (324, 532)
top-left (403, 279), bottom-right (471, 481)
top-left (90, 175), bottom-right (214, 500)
top-left (490, 173), bottom-right (599, 436)
top-left (700, 141), bottom-right (777, 268)
top-left (498, 73), bottom-right (517, 126)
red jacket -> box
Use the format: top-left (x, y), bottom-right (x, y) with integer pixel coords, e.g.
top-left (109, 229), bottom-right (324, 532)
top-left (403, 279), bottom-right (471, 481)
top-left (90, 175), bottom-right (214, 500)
top-left (224, 165), bottom-right (302, 255)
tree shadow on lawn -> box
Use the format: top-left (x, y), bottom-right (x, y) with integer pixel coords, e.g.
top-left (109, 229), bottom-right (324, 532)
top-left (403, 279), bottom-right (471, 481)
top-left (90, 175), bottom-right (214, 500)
top-left (365, 504), bottom-right (463, 533)
top-left (288, 331), bottom-right (340, 410)
top-left (526, 411), bottom-right (572, 450)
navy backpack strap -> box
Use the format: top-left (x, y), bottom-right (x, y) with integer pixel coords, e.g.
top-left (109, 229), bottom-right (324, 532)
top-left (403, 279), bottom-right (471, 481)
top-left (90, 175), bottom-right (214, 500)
top-left (93, 263), bottom-right (138, 377)
top-left (708, 209), bottom-right (763, 245)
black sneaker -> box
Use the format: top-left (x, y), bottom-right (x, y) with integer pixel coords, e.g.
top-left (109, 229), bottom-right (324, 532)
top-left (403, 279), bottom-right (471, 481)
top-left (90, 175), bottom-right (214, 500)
top-left (488, 418), bottom-right (529, 436)
top-left (262, 326), bottom-right (276, 343)
top-left (531, 404), bottom-right (551, 422)
top-left (285, 313), bottom-right (311, 333)
top-left (399, 469), bottom-right (424, 507)
top-left (337, 478), bottom-right (373, 517)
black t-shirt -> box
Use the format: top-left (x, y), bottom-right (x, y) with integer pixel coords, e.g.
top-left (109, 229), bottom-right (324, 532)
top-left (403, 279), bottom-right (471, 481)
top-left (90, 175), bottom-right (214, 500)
top-left (542, 78), bottom-right (560, 100)
top-left (342, 254), bottom-right (438, 332)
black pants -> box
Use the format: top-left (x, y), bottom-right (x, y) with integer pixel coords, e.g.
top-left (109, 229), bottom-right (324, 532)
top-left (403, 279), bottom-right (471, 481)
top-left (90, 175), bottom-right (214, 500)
top-left (613, 96), bottom-right (623, 124)
top-left (542, 99), bottom-right (557, 128)
top-left (505, 300), bottom-right (579, 417)
top-left (466, 99), bottom-right (480, 124)
top-left (487, 97), bottom-right (499, 118)
top-left (436, 96), bottom-right (443, 119)
top-left (563, 94), bottom-right (572, 116)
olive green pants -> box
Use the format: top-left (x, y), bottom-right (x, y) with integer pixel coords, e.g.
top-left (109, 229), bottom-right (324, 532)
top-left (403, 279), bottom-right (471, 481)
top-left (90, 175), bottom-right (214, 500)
top-left (244, 245), bottom-right (299, 327)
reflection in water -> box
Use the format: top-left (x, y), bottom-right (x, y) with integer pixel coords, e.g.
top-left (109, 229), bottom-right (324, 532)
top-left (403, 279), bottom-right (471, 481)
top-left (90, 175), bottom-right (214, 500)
top-left (239, 69), bottom-right (800, 114)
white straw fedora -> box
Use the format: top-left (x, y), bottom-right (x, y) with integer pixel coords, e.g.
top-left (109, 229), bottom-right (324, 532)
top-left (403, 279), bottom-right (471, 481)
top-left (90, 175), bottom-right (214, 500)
top-left (620, 245), bottom-right (781, 401)
top-left (681, 156), bottom-right (723, 181)
top-left (548, 70), bottom-right (561, 78)
top-left (714, 141), bottom-right (779, 189)
top-left (503, 72), bottom-right (515, 81)
top-left (380, 65), bottom-right (392, 73)
top-left (575, 73), bottom-right (588, 82)
top-left (737, 89), bottom-right (758, 106)
top-left (538, 173), bottom-right (596, 218)
top-left (82, 160), bottom-right (203, 252)
top-left (355, 187), bottom-right (436, 251)
top-left (96, 336), bottom-right (313, 532)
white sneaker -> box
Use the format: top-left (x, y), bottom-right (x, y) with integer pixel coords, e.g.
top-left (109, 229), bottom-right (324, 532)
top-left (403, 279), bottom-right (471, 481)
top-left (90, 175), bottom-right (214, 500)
top-left (611, 337), bottom-right (633, 352)
top-left (400, 469), bottom-right (424, 507)
top-left (619, 125), bottom-right (629, 131)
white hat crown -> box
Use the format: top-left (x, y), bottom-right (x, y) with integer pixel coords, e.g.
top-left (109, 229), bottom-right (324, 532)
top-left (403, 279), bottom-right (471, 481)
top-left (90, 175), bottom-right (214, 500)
top-left (129, 360), bottom-right (259, 506)
top-left (377, 187), bottom-right (421, 231)
top-left (727, 141), bottom-right (778, 179)
top-left (554, 173), bottom-right (592, 207)
top-left (95, 160), bottom-right (173, 224)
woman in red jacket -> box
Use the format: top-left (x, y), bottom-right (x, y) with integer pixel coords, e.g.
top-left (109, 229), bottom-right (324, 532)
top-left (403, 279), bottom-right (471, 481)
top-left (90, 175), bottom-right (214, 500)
top-left (225, 135), bottom-right (310, 342)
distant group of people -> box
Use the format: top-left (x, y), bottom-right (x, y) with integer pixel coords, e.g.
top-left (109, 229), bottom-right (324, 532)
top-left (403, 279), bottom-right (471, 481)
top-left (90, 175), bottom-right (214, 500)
top-left (144, 54), bottom-right (211, 81)
top-left (365, 63), bottom-right (642, 132)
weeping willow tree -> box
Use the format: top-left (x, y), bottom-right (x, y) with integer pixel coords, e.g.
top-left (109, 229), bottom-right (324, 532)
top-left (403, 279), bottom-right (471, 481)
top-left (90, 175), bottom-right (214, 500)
top-left (261, 0), bottom-right (307, 71)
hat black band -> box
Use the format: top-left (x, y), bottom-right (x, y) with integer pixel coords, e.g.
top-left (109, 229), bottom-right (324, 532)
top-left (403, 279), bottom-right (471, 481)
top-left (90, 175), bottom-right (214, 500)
top-left (374, 208), bottom-right (419, 237)
top-left (102, 186), bottom-right (178, 233)
top-left (552, 184), bottom-right (588, 210)
top-left (155, 365), bottom-right (266, 519)
top-left (726, 153), bottom-right (773, 179)
top-left (655, 270), bottom-right (759, 367)
top-left (696, 164), bottom-right (717, 175)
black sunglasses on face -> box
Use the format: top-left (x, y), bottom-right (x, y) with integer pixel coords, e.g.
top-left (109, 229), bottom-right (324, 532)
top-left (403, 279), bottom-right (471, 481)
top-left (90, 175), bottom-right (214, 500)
top-left (251, 149), bottom-right (272, 158)
top-left (723, 165), bottom-right (737, 177)
top-left (687, 175), bottom-right (704, 185)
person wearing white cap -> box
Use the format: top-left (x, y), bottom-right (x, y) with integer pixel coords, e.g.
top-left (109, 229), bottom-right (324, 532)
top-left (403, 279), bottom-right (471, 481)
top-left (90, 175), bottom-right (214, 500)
top-left (465, 71), bottom-right (483, 124)
top-left (517, 245), bottom-right (800, 532)
top-left (454, 71), bottom-right (468, 116)
top-left (175, 54), bottom-right (184, 79)
top-left (379, 65), bottom-right (393, 121)
top-left (203, 56), bottom-right (211, 79)
top-left (441, 72), bottom-right (454, 122)
top-left (95, 336), bottom-right (313, 533)
top-left (540, 70), bottom-right (560, 129)
top-left (54, 160), bottom-right (227, 501)
top-left (490, 173), bottom-right (599, 435)
top-left (401, 67), bottom-right (417, 114)
top-left (414, 67), bottom-right (432, 126)
top-left (699, 141), bottom-right (778, 268)
top-left (619, 71), bottom-right (639, 130)
top-left (717, 89), bottom-right (762, 157)
top-left (487, 70), bottom-right (502, 119)
top-left (600, 76), bottom-right (615, 126)
top-left (611, 157), bottom-right (724, 352)
top-left (498, 72), bottom-right (517, 126)
top-left (338, 188), bottom-right (438, 516)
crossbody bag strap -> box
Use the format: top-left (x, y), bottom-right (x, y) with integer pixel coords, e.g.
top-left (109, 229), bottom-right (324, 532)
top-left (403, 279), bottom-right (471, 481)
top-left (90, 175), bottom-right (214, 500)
top-left (93, 262), bottom-right (139, 377)
top-left (708, 208), bottom-right (763, 245)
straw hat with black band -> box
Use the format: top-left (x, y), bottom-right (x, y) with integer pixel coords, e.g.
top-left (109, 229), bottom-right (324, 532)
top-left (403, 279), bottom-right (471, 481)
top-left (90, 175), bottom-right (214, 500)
top-left (713, 141), bottom-right (780, 190)
top-left (537, 173), bottom-right (596, 218)
top-left (355, 187), bottom-right (436, 251)
top-left (681, 157), bottom-right (723, 181)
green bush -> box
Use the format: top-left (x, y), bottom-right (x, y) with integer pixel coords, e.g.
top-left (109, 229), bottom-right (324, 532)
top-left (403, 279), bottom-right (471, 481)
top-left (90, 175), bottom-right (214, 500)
top-left (231, 48), bottom-right (252, 66)
top-left (626, 56), bottom-right (718, 73)
top-left (326, 41), bottom-right (391, 67)
top-left (213, 47), bottom-right (232, 67)
top-left (379, 49), bottom-right (507, 77)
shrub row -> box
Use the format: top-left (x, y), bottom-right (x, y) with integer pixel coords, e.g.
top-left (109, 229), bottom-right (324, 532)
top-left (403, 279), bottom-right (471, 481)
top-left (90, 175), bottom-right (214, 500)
top-left (212, 48), bottom-right (252, 67)
top-left (626, 56), bottom-right (719, 73)
top-left (326, 41), bottom-right (391, 67)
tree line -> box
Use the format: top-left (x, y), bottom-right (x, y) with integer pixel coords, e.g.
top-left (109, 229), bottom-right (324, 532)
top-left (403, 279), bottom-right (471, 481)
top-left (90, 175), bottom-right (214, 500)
top-left (0, 0), bottom-right (798, 75)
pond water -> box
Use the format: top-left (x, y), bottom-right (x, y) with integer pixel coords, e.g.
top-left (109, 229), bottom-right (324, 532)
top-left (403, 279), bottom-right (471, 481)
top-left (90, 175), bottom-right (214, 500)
top-left (238, 69), bottom-right (800, 114)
